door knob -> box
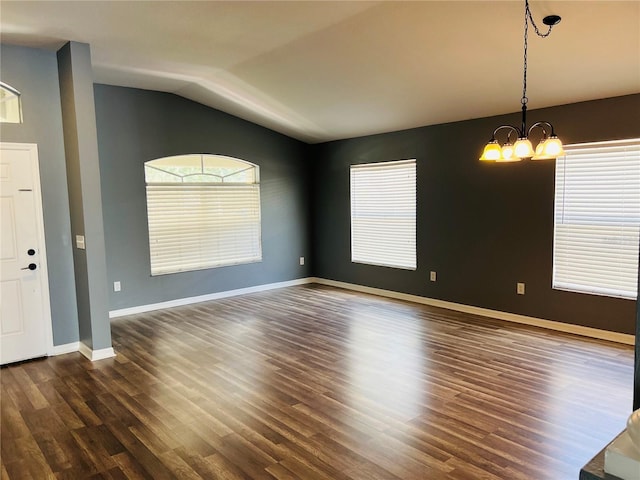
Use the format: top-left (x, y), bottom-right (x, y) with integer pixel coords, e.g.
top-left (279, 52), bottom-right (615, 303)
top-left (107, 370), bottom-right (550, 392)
top-left (21, 263), bottom-right (37, 271)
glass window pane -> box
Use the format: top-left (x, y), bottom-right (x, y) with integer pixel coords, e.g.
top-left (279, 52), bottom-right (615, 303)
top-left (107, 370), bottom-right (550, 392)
top-left (144, 155), bottom-right (261, 274)
top-left (0, 82), bottom-right (22, 124)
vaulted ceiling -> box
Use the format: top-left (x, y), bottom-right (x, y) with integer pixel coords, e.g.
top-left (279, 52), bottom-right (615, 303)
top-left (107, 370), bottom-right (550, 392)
top-left (1, 1), bottom-right (638, 143)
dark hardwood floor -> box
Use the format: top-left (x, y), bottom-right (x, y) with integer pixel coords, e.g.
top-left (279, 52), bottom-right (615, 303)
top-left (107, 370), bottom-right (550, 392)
top-left (1, 284), bottom-right (634, 479)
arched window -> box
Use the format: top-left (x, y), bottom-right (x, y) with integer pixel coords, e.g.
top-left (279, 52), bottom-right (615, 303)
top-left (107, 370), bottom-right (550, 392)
top-left (144, 154), bottom-right (261, 275)
top-left (0, 82), bottom-right (23, 123)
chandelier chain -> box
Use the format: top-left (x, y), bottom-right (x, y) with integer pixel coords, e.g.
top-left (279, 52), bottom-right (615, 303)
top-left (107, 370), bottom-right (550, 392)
top-left (526, 0), bottom-right (555, 39)
top-left (479, 0), bottom-right (563, 162)
top-left (522, 3), bottom-right (529, 107)
top-left (522, 0), bottom-right (555, 107)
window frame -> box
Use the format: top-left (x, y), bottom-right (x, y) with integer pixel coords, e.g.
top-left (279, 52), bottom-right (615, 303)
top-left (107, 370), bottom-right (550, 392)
top-left (552, 138), bottom-right (640, 300)
top-left (350, 159), bottom-right (417, 271)
top-left (144, 154), bottom-right (262, 276)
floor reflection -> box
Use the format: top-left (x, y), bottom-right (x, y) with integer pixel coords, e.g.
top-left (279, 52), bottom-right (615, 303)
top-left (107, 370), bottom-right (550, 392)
top-left (345, 306), bottom-right (427, 421)
top-left (5, 285), bottom-right (631, 480)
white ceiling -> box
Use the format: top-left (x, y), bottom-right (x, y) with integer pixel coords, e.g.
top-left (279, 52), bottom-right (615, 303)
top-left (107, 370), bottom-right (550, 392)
top-left (1, 1), bottom-right (639, 143)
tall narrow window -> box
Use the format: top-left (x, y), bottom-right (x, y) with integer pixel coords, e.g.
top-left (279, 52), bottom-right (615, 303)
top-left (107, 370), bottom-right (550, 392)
top-left (0, 82), bottom-right (23, 124)
top-left (553, 138), bottom-right (640, 299)
top-left (144, 154), bottom-right (261, 276)
top-left (350, 159), bottom-right (416, 270)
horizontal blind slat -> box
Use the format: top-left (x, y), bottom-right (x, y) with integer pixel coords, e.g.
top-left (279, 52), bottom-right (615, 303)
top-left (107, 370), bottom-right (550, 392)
top-left (350, 160), bottom-right (416, 270)
top-left (553, 138), bottom-right (640, 299)
top-left (146, 183), bottom-right (262, 276)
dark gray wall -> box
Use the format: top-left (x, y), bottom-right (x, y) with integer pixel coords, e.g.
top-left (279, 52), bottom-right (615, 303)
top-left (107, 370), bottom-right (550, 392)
top-left (0, 44), bottom-right (79, 346)
top-left (94, 85), bottom-right (311, 310)
top-left (312, 94), bottom-right (640, 335)
top-left (1, 43), bottom-right (636, 340)
top-left (57, 42), bottom-right (112, 351)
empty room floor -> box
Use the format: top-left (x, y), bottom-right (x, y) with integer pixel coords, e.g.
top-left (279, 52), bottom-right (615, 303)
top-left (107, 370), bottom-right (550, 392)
top-left (1, 284), bottom-right (633, 479)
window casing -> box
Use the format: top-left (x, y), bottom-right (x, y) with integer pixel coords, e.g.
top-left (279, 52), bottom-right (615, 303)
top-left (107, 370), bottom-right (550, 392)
top-left (350, 159), bottom-right (416, 270)
top-left (553, 138), bottom-right (640, 299)
top-left (144, 154), bottom-right (261, 276)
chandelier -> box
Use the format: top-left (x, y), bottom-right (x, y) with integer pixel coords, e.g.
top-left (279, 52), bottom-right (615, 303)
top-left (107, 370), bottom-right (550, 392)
top-left (480, 0), bottom-right (563, 162)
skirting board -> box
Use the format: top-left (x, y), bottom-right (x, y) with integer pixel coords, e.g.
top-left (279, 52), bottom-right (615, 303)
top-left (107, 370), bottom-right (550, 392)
top-left (48, 342), bottom-right (115, 362)
top-left (50, 342), bottom-right (80, 356)
top-left (312, 278), bottom-right (635, 346)
top-left (109, 277), bottom-right (315, 318)
top-left (108, 276), bottom-right (633, 346)
top-left (78, 343), bottom-right (116, 361)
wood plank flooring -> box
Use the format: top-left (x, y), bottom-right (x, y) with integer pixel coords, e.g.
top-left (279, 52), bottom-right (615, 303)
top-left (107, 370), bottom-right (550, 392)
top-left (1, 284), bottom-right (634, 479)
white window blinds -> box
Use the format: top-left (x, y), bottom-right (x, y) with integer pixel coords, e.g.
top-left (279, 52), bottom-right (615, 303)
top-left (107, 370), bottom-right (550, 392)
top-left (144, 155), bottom-right (261, 276)
top-left (553, 138), bottom-right (640, 299)
top-left (350, 159), bottom-right (416, 270)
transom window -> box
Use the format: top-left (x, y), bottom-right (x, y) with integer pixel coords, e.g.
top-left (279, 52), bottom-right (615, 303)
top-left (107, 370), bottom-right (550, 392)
top-left (144, 154), bottom-right (262, 275)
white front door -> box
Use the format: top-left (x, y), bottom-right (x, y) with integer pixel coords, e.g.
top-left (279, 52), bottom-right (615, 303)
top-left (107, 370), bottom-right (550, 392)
top-left (0, 143), bottom-right (52, 364)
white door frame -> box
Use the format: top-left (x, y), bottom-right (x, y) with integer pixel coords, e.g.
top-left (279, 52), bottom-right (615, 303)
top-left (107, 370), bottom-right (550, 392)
top-left (1, 142), bottom-right (54, 358)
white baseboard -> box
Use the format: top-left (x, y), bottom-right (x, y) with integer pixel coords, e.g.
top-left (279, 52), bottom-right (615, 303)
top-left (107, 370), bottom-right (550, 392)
top-left (50, 342), bottom-right (79, 356)
top-left (313, 278), bottom-right (635, 345)
top-left (106, 275), bottom-right (633, 346)
top-left (49, 342), bottom-right (115, 362)
top-left (109, 277), bottom-right (315, 318)
top-left (79, 343), bottom-right (116, 361)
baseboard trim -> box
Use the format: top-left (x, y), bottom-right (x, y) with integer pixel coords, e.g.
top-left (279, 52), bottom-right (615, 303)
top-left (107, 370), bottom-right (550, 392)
top-left (50, 342), bottom-right (79, 356)
top-left (107, 275), bottom-right (633, 345)
top-left (78, 343), bottom-right (116, 361)
top-left (109, 277), bottom-right (315, 318)
top-left (313, 278), bottom-right (635, 345)
top-left (50, 342), bottom-right (116, 362)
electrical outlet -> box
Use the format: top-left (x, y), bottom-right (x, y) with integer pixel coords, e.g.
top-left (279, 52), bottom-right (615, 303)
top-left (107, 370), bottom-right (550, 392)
top-left (299, 256), bottom-right (305, 266)
top-left (517, 282), bottom-right (525, 295)
top-left (114, 281), bottom-right (121, 292)
top-left (430, 271), bottom-right (437, 282)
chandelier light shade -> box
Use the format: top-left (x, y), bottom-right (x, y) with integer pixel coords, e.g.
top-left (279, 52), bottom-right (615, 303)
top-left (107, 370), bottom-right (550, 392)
top-left (514, 137), bottom-right (535, 159)
top-left (479, 140), bottom-right (501, 161)
top-left (480, 0), bottom-right (564, 162)
top-left (498, 141), bottom-right (516, 162)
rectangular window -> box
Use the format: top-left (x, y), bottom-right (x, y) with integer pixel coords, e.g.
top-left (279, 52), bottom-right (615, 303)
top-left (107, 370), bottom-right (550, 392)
top-left (350, 159), bottom-right (416, 270)
top-left (146, 184), bottom-right (262, 275)
top-left (553, 138), bottom-right (640, 299)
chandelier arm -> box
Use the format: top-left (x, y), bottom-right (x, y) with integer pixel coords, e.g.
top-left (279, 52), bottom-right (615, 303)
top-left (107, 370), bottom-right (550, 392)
top-left (528, 121), bottom-right (553, 138)
top-left (492, 125), bottom-right (522, 140)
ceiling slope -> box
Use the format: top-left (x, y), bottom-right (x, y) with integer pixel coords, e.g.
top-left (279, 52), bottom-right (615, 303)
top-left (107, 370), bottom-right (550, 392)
top-left (1, 1), bottom-right (639, 143)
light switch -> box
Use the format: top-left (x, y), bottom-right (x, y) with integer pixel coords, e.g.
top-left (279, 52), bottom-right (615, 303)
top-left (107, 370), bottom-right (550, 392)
top-left (76, 235), bottom-right (85, 250)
